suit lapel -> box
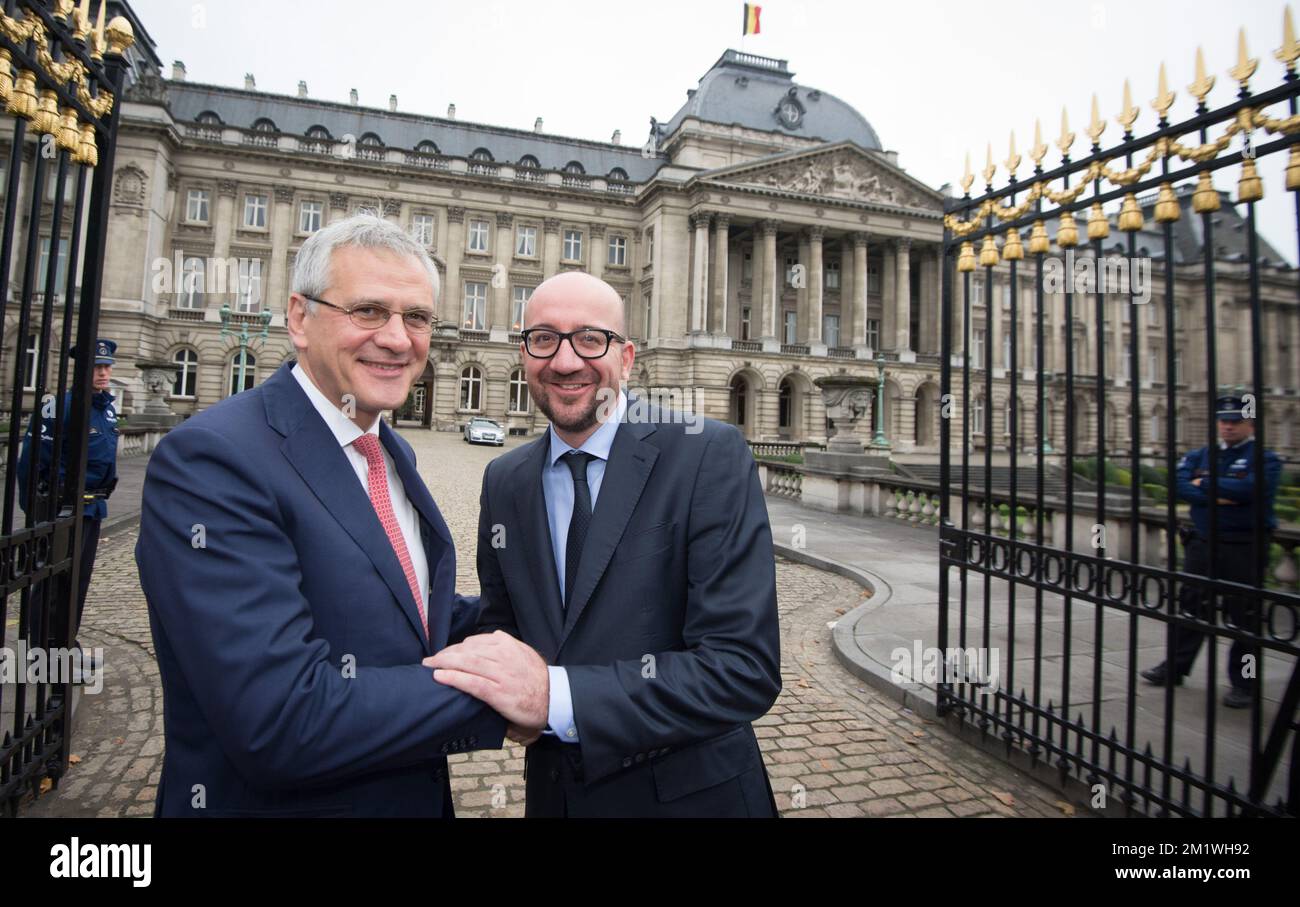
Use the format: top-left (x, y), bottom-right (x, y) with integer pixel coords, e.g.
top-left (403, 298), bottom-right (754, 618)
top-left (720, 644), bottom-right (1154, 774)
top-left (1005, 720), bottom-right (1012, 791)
top-left (559, 419), bottom-right (659, 649)
top-left (275, 380), bottom-right (432, 654)
top-left (515, 437), bottom-right (565, 651)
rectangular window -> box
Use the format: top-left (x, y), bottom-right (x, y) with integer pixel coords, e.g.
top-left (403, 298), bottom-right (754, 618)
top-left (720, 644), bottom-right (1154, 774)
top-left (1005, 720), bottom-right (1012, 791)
top-left (23, 333), bottom-right (37, 391)
top-left (39, 237), bottom-right (69, 296)
top-left (785, 257), bottom-right (798, 287)
top-left (824, 314), bottom-right (840, 347)
top-left (1146, 301), bottom-right (1159, 325)
top-left (563, 229), bottom-right (583, 261)
top-left (179, 256), bottom-right (205, 308)
top-left (742, 249), bottom-right (753, 282)
top-left (972, 328), bottom-right (986, 369)
top-left (741, 306), bottom-right (752, 341)
top-left (1002, 333), bottom-right (1011, 369)
top-left (784, 310), bottom-right (797, 345)
top-left (511, 286), bottom-right (532, 331)
top-left (463, 281), bottom-right (487, 330)
top-left (242, 194), bottom-right (267, 229)
top-left (1122, 343), bottom-right (1131, 380)
top-left (237, 258), bottom-right (263, 312)
top-left (971, 278), bottom-right (984, 306)
top-left (298, 201), bottom-right (322, 234)
top-left (867, 263), bottom-right (880, 294)
top-left (825, 260), bottom-right (840, 290)
top-left (515, 225), bottom-right (537, 257)
top-left (646, 228), bottom-right (654, 264)
top-left (412, 213), bottom-right (435, 246)
top-left (186, 189), bottom-right (210, 223)
top-left (468, 219), bottom-right (489, 253)
top-left (643, 291), bottom-right (653, 338)
top-left (607, 234), bottom-right (627, 266)
top-left (866, 318), bottom-right (880, 350)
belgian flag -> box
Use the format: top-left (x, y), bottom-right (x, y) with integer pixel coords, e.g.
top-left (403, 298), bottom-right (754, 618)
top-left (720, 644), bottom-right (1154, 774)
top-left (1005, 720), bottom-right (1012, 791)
top-left (742, 3), bottom-right (761, 36)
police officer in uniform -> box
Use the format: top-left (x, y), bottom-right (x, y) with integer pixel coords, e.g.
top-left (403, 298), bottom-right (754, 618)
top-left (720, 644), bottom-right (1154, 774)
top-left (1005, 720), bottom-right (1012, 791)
top-left (1141, 393), bottom-right (1280, 708)
top-left (16, 339), bottom-right (119, 663)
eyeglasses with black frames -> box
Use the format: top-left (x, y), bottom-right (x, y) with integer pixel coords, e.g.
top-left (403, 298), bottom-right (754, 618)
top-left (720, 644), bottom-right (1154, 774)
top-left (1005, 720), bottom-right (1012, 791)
top-left (520, 327), bottom-right (625, 359)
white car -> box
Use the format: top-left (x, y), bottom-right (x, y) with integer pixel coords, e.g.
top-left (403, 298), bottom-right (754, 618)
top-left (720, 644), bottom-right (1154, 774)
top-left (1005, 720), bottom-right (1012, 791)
top-left (463, 417), bottom-right (505, 446)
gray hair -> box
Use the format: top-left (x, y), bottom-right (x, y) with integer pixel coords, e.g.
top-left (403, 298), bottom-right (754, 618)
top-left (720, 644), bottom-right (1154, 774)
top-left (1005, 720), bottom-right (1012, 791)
top-left (291, 213), bottom-right (440, 307)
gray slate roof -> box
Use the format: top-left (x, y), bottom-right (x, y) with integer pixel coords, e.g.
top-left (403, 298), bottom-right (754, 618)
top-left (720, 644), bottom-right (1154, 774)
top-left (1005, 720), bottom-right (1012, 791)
top-left (659, 50), bottom-right (882, 151)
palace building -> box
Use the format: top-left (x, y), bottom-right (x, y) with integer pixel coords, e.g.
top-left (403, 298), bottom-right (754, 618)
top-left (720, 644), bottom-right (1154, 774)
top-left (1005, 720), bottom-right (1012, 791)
top-left (3, 1), bottom-right (1297, 462)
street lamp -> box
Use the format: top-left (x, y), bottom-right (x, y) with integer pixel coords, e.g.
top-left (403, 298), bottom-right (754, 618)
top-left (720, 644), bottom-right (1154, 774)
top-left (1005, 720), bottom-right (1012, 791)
top-left (872, 355), bottom-right (890, 450)
top-left (220, 304), bottom-right (273, 394)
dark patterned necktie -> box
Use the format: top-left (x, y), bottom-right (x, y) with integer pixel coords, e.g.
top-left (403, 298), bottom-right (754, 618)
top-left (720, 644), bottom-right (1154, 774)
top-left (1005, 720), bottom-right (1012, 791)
top-left (563, 451), bottom-right (594, 608)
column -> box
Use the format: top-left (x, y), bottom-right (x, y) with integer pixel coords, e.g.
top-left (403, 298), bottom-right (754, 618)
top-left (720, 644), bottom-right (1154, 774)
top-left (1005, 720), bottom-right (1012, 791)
top-left (267, 185), bottom-right (294, 310)
top-left (443, 206), bottom-right (465, 326)
top-left (542, 218), bottom-right (561, 278)
top-left (881, 243), bottom-right (896, 350)
top-left (853, 233), bottom-right (870, 355)
top-left (589, 223), bottom-right (606, 281)
top-left (794, 232), bottom-right (809, 343)
top-left (808, 226), bottom-right (824, 351)
top-left (690, 213), bottom-right (709, 335)
top-left (711, 215), bottom-right (730, 335)
top-left (989, 270), bottom-right (1003, 377)
top-left (759, 219), bottom-right (779, 350)
top-left (895, 237), bottom-right (914, 361)
top-left (489, 211), bottom-right (512, 339)
top-left (213, 180), bottom-right (237, 308)
top-left (951, 251), bottom-right (965, 364)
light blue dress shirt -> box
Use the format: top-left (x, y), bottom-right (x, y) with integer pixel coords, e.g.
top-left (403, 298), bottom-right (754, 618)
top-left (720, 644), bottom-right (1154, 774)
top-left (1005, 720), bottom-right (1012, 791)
top-left (541, 390), bottom-right (627, 744)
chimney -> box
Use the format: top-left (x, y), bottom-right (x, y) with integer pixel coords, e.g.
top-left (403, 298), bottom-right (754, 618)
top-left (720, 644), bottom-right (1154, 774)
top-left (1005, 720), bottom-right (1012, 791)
top-left (349, 88), bottom-right (359, 106)
top-left (447, 103), bottom-right (456, 119)
top-left (171, 60), bottom-right (186, 82)
top-left (611, 129), bottom-right (621, 144)
top-left (297, 80), bottom-right (308, 98)
top-left (534, 117), bottom-right (543, 133)
top-left (885, 150), bottom-right (900, 168)
top-left (244, 73), bottom-right (255, 90)
top-left (389, 94), bottom-right (398, 112)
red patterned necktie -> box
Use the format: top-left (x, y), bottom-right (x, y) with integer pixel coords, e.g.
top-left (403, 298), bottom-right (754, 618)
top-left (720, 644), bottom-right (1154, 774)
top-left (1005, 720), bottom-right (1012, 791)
top-left (352, 433), bottom-right (427, 639)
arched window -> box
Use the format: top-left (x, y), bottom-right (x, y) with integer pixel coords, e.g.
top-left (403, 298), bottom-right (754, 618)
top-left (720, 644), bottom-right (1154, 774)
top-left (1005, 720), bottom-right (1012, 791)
top-left (357, 133), bottom-right (384, 161)
top-left (415, 140), bottom-right (440, 155)
top-left (509, 368), bottom-right (530, 413)
top-left (460, 365), bottom-right (482, 411)
top-left (518, 155), bottom-right (540, 169)
top-left (469, 148), bottom-right (496, 176)
top-left (196, 111), bottom-right (222, 125)
top-left (173, 348), bottom-right (198, 397)
top-left (563, 161), bottom-right (585, 174)
top-left (228, 349), bottom-right (256, 397)
top-left (471, 148), bottom-right (494, 161)
top-left (305, 125), bottom-right (332, 140)
top-left (778, 378), bottom-right (792, 430)
top-left (608, 167), bottom-right (628, 181)
top-left (251, 117), bottom-right (277, 133)
top-left (179, 257), bottom-right (205, 308)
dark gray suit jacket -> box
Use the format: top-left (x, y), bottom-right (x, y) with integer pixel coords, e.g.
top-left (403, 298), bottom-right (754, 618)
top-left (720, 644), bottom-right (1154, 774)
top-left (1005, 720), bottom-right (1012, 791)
top-left (476, 402), bottom-right (781, 817)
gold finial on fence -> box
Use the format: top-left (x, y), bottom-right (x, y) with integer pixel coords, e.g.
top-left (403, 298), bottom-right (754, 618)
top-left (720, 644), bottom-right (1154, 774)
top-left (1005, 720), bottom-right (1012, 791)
top-left (57, 106), bottom-right (81, 150)
top-left (957, 241), bottom-right (976, 272)
top-left (33, 89), bottom-right (60, 135)
top-left (1005, 131), bottom-right (1021, 176)
top-left (89, 1), bottom-right (107, 59)
top-left (1287, 146), bottom-right (1300, 191)
top-left (1030, 118), bottom-right (1048, 167)
top-left (982, 142), bottom-right (996, 185)
top-left (53, 0), bottom-right (75, 21)
top-left (1228, 28), bottom-right (1258, 90)
top-left (1237, 159), bottom-right (1263, 202)
top-left (1277, 6), bottom-right (1300, 71)
top-left (979, 234), bottom-right (1000, 267)
top-left (1192, 171), bottom-right (1221, 212)
top-left (1154, 183), bottom-right (1181, 222)
top-left (105, 16), bottom-right (134, 56)
top-left (1086, 94), bottom-right (1106, 145)
top-left (1056, 210), bottom-right (1079, 247)
top-left (1056, 106), bottom-right (1075, 156)
top-left (1118, 193), bottom-right (1144, 231)
top-left (1189, 46), bottom-right (1215, 104)
top-left (1002, 227), bottom-right (1025, 260)
top-left (1116, 80), bottom-right (1139, 133)
top-left (73, 0), bottom-right (91, 40)
top-left (1028, 220), bottom-right (1050, 255)
top-left (6, 70), bottom-right (39, 119)
top-left (0, 49), bottom-right (12, 104)
top-left (1086, 201), bottom-right (1110, 239)
top-left (74, 123), bottom-right (98, 166)
top-left (961, 151), bottom-right (974, 195)
top-left (1152, 63), bottom-right (1176, 119)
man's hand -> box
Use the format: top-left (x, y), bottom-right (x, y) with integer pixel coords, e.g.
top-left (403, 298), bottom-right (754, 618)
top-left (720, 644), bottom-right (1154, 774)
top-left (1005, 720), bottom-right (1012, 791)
top-left (425, 631), bottom-right (549, 733)
top-left (507, 724), bottom-right (542, 746)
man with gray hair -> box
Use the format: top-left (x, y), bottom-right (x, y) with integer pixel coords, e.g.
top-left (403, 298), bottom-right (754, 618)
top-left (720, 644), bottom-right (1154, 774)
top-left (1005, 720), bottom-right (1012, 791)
top-left (136, 214), bottom-right (509, 817)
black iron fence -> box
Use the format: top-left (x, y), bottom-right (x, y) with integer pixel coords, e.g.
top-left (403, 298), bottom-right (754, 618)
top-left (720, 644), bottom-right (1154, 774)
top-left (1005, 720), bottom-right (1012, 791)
top-left (0, 0), bottom-right (130, 814)
top-left (939, 17), bottom-right (1300, 816)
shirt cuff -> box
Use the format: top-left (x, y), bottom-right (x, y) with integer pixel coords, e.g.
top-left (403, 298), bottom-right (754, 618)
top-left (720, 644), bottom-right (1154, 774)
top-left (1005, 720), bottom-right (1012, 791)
top-left (545, 665), bottom-right (579, 744)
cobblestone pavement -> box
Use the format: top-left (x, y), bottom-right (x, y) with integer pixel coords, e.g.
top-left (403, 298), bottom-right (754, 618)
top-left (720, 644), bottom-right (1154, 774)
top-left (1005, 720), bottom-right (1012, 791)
top-left (21, 429), bottom-right (1068, 818)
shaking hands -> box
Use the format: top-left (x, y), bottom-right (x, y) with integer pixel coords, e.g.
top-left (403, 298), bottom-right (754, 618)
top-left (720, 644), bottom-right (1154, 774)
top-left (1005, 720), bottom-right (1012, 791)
top-left (425, 630), bottom-right (549, 745)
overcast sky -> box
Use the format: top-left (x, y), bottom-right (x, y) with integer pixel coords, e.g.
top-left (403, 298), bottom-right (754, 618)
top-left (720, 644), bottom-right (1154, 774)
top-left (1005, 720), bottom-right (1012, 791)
top-left (131, 0), bottom-right (1297, 261)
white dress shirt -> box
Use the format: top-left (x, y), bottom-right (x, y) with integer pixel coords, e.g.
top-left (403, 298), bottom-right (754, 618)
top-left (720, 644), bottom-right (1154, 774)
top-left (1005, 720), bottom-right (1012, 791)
top-left (291, 363), bottom-right (429, 612)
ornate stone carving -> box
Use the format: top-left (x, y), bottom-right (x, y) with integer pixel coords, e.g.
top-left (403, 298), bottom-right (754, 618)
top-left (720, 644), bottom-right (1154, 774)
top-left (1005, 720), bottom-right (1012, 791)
top-left (124, 72), bottom-right (169, 105)
top-left (543, 218), bottom-right (561, 234)
top-left (747, 151), bottom-right (930, 208)
top-left (216, 179), bottom-right (238, 197)
top-left (758, 219), bottom-right (780, 236)
top-left (807, 225), bottom-right (825, 242)
top-left (383, 198), bottom-right (402, 217)
top-left (447, 206), bottom-right (466, 224)
top-left (329, 192), bottom-right (349, 210)
top-left (495, 211), bottom-right (514, 228)
top-left (588, 222), bottom-right (606, 238)
top-left (113, 164), bottom-right (148, 206)
top-left (274, 185), bottom-right (295, 204)
top-left (713, 213), bottom-right (731, 230)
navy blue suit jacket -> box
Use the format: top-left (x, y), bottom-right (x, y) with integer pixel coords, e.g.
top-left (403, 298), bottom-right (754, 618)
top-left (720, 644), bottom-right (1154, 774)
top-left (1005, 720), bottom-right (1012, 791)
top-left (477, 404), bottom-right (782, 817)
top-left (136, 361), bottom-right (505, 817)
